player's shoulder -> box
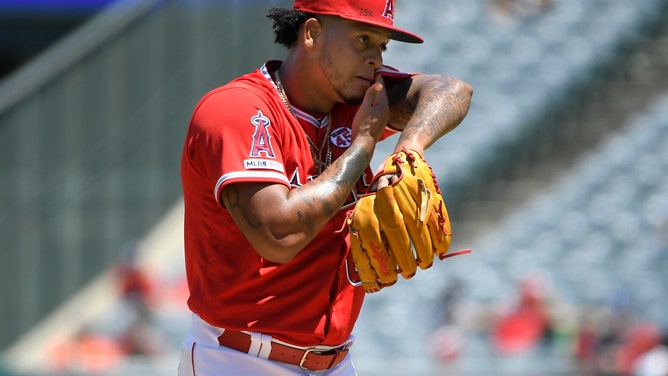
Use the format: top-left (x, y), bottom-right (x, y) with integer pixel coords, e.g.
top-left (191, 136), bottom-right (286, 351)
top-left (206, 69), bottom-right (272, 100)
top-left (193, 69), bottom-right (277, 115)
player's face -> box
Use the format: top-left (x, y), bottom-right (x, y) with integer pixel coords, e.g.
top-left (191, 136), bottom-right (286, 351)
top-left (316, 17), bottom-right (391, 105)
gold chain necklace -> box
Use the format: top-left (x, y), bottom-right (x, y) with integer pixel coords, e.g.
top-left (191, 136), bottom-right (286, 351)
top-left (274, 70), bottom-right (333, 174)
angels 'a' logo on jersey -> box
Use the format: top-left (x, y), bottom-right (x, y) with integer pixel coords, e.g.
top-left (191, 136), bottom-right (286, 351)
top-left (249, 110), bottom-right (276, 158)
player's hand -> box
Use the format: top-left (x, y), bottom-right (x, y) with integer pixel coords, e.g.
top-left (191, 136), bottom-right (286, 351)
top-left (351, 74), bottom-right (389, 143)
top-left (369, 173), bottom-right (400, 192)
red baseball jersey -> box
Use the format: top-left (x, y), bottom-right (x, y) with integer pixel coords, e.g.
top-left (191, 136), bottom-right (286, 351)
top-left (181, 60), bottom-right (410, 347)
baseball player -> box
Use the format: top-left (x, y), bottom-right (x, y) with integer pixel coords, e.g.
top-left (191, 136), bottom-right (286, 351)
top-left (178, 0), bottom-right (473, 375)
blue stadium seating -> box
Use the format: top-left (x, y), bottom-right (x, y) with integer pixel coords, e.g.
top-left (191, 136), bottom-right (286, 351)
top-left (449, 91), bottom-right (668, 320)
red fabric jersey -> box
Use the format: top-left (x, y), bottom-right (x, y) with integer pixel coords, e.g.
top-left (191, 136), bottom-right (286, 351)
top-left (181, 60), bottom-right (409, 347)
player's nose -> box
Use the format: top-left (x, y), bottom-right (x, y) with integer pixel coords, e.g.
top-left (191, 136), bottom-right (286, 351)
top-left (366, 49), bottom-right (383, 69)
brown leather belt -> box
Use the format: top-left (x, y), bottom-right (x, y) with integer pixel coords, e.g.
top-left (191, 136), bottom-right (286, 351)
top-left (217, 329), bottom-right (349, 371)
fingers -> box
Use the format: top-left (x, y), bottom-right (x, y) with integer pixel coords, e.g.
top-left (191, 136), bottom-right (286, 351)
top-left (351, 74), bottom-right (389, 142)
top-left (371, 74), bottom-right (385, 106)
top-left (365, 74), bottom-right (386, 107)
top-left (375, 174), bottom-right (400, 190)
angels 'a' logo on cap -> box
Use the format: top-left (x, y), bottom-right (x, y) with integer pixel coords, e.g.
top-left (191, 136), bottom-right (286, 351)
top-left (382, 0), bottom-right (395, 20)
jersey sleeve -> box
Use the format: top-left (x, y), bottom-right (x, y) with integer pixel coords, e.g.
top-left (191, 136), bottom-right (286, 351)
top-left (184, 85), bottom-right (289, 205)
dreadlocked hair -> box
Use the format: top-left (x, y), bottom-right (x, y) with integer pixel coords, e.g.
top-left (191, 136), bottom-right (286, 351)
top-left (266, 7), bottom-right (313, 48)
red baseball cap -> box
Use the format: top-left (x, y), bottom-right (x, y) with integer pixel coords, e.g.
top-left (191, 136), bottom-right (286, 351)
top-left (293, 0), bottom-right (423, 44)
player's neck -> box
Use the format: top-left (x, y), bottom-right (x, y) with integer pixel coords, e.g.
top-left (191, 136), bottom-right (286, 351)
top-left (278, 59), bottom-right (336, 115)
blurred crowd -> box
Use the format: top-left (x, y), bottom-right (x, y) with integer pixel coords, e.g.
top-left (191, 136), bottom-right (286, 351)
top-left (426, 276), bottom-right (668, 376)
top-left (45, 244), bottom-right (181, 374)
top-left (40, 258), bottom-right (668, 376)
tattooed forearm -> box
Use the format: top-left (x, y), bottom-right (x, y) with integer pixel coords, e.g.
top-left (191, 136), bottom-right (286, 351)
top-left (329, 144), bottom-right (372, 192)
top-left (296, 144), bottom-right (371, 216)
top-left (283, 144), bottom-right (371, 238)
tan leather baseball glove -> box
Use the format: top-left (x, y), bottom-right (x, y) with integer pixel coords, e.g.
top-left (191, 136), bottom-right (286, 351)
top-left (346, 148), bottom-right (470, 293)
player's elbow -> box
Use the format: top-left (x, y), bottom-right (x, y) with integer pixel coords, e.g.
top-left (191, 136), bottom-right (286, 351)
top-left (251, 234), bottom-right (308, 264)
top-left (442, 75), bottom-right (473, 127)
top-left (248, 219), bottom-right (314, 263)
top-left (444, 75), bottom-right (473, 106)
top-left (458, 78), bottom-right (473, 104)
top-left (459, 79), bottom-right (473, 101)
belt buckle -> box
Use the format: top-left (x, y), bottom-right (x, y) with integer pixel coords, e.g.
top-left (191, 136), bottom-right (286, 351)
top-left (299, 348), bottom-right (320, 370)
top-left (299, 344), bottom-right (349, 371)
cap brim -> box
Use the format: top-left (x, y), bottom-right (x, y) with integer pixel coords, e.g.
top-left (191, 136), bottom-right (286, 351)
top-left (389, 28), bottom-right (423, 44)
top-left (337, 15), bottom-right (423, 44)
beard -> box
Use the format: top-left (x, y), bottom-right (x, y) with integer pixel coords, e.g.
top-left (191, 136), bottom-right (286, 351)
top-left (344, 95), bottom-right (364, 106)
top-left (319, 52), bottom-right (365, 106)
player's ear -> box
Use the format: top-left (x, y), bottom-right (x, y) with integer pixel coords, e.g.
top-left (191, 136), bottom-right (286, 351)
top-left (303, 17), bottom-right (321, 50)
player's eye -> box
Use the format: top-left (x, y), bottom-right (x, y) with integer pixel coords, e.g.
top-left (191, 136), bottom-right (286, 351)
top-left (358, 35), bottom-right (387, 53)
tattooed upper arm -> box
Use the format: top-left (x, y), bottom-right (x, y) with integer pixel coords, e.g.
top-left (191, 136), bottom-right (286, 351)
top-left (388, 74), bottom-right (473, 137)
